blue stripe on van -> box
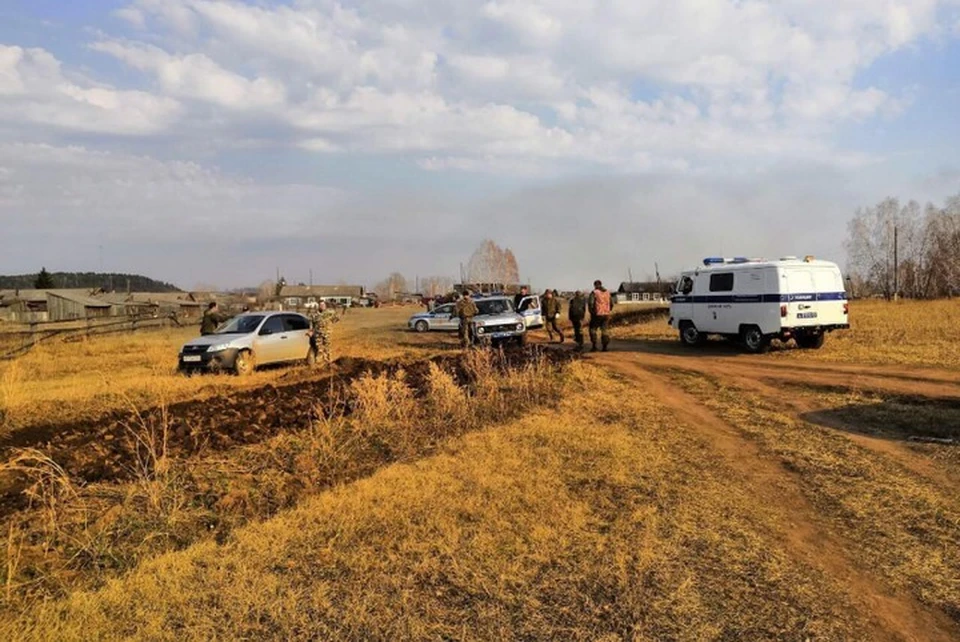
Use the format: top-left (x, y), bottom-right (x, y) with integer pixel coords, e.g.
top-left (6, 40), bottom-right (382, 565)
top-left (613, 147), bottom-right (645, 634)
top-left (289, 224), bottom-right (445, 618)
top-left (672, 292), bottom-right (847, 304)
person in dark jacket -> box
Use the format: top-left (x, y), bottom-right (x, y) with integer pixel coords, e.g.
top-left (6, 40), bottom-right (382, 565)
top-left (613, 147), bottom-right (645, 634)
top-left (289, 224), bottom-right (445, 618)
top-left (568, 290), bottom-right (587, 350)
top-left (200, 302), bottom-right (226, 335)
top-left (588, 280), bottom-right (615, 352)
top-left (513, 286), bottom-right (530, 312)
top-left (541, 289), bottom-right (563, 343)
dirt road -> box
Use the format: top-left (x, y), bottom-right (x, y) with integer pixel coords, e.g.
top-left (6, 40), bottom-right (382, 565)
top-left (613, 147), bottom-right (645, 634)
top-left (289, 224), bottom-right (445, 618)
top-left (589, 337), bottom-right (960, 641)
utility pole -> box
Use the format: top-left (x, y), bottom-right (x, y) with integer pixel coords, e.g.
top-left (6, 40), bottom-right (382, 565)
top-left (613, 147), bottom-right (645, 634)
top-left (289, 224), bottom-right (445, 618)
top-left (309, 269), bottom-right (313, 289)
top-left (893, 225), bottom-right (899, 301)
top-left (628, 267), bottom-right (633, 283)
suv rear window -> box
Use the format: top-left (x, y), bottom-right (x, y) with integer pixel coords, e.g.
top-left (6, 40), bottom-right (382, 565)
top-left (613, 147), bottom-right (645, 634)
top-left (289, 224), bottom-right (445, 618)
top-left (284, 315), bottom-right (309, 331)
top-left (709, 273), bottom-right (734, 292)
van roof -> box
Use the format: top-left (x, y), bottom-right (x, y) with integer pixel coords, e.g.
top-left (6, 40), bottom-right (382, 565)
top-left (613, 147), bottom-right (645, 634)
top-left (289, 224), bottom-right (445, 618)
top-left (685, 258), bottom-right (839, 273)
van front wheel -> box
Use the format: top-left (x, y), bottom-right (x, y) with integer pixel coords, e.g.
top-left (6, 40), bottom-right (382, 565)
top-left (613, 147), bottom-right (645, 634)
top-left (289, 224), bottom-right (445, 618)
top-left (741, 326), bottom-right (770, 354)
top-left (680, 322), bottom-right (704, 347)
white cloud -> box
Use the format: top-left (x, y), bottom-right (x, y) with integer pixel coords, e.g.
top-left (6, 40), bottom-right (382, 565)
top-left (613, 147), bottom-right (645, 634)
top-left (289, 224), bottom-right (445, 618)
top-left (0, 45), bottom-right (180, 135)
top-left (0, 143), bottom-right (344, 240)
top-left (91, 41), bottom-right (286, 109)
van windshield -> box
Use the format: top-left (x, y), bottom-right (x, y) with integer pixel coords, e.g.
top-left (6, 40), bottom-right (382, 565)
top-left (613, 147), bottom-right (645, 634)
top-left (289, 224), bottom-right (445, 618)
top-left (217, 315), bottom-right (265, 334)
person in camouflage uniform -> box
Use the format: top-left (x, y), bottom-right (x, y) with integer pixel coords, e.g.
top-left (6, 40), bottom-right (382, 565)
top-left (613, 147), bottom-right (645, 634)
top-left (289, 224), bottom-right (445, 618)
top-left (541, 289), bottom-right (564, 343)
top-left (453, 292), bottom-right (479, 348)
top-left (306, 300), bottom-right (343, 365)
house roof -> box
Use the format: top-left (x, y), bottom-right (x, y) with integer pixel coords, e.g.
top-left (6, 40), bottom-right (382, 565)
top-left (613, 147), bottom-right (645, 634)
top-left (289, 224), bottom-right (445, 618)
top-left (46, 290), bottom-right (113, 308)
top-left (617, 282), bottom-right (658, 294)
top-left (279, 285), bottom-right (365, 298)
top-left (0, 289), bottom-right (104, 304)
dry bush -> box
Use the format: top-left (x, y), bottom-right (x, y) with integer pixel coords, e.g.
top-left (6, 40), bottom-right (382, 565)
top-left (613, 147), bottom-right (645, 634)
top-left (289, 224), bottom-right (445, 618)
top-left (423, 363), bottom-right (469, 436)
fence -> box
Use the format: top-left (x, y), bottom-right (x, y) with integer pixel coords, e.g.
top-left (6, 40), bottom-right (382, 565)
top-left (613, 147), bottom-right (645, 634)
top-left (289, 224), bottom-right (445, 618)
top-left (0, 314), bottom-right (183, 361)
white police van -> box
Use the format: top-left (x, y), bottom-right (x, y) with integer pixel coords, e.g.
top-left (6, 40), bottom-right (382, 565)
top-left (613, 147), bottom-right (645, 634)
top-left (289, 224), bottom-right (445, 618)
top-left (669, 256), bottom-right (850, 353)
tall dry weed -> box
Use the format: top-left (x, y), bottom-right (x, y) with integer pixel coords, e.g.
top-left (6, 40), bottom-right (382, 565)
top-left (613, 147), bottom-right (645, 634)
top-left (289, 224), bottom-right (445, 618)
top-left (424, 363), bottom-right (469, 436)
top-left (0, 361), bottom-right (27, 431)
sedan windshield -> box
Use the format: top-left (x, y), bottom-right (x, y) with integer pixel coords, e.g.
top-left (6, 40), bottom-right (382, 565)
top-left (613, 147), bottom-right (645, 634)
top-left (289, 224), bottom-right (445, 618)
top-left (476, 299), bottom-right (513, 315)
top-left (216, 315), bottom-right (265, 334)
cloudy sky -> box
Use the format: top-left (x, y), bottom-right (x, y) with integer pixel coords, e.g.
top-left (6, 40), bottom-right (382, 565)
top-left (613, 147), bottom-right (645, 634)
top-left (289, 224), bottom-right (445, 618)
top-left (1, 0), bottom-right (959, 290)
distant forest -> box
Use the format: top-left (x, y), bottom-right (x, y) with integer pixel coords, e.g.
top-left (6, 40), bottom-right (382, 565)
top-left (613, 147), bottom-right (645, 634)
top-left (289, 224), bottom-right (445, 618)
top-left (0, 272), bottom-right (181, 293)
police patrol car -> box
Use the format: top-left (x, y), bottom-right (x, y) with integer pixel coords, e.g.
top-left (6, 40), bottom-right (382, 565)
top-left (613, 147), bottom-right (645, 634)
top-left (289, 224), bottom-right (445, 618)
top-left (669, 256), bottom-right (850, 353)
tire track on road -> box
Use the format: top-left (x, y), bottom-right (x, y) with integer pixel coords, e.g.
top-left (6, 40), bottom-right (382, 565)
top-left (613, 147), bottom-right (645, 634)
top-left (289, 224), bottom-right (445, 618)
top-left (595, 352), bottom-right (960, 642)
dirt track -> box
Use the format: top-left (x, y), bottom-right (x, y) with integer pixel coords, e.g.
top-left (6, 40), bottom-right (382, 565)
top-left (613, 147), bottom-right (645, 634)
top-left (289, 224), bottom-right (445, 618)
top-left (589, 338), bottom-right (960, 641)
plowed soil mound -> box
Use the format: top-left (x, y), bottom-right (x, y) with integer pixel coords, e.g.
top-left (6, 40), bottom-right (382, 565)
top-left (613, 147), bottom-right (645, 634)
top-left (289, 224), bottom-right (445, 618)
top-left (0, 346), bottom-right (576, 512)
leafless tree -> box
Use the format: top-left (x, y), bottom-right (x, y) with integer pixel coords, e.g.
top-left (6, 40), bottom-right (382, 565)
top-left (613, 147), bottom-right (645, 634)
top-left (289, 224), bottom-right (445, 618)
top-left (374, 272), bottom-right (408, 301)
top-left (846, 192), bottom-right (960, 299)
top-left (256, 280), bottom-right (276, 304)
top-left (465, 240), bottom-right (521, 284)
top-left (420, 276), bottom-right (454, 297)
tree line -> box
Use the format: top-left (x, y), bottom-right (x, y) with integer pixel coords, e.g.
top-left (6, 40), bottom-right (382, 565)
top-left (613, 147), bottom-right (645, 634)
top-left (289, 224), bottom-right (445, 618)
top-left (845, 192), bottom-right (960, 299)
top-left (0, 269), bottom-right (181, 293)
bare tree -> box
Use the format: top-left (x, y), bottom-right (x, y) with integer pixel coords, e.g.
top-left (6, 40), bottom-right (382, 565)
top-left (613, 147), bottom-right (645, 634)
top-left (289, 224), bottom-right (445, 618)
top-left (257, 280), bottom-right (276, 304)
top-left (420, 276), bottom-right (454, 297)
top-left (465, 240), bottom-right (521, 284)
top-left (374, 272), bottom-right (408, 301)
top-left (846, 191), bottom-right (960, 299)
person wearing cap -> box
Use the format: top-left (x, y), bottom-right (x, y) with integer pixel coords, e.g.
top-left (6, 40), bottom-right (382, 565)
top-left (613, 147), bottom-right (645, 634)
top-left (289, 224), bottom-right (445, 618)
top-left (453, 291), bottom-right (479, 348)
top-left (541, 289), bottom-right (564, 343)
top-left (568, 290), bottom-right (587, 350)
top-left (588, 280), bottom-right (615, 352)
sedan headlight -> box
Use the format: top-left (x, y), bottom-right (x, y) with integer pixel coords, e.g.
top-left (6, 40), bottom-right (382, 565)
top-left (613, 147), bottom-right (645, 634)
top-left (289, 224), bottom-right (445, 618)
top-left (207, 343), bottom-right (232, 353)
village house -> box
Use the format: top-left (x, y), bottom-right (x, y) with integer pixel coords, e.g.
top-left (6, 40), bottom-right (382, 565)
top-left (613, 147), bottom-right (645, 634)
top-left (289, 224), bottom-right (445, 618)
top-left (277, 285), bottom-right (365, 309)
top-left (0, 289), bottom-right (112, 323)
top-left (616, 282), bottom-right (668, 304)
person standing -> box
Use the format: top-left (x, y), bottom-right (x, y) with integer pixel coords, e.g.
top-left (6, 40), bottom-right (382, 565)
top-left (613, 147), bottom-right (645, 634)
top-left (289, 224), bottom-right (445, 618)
top-left (453, 291), bottom-right (479, 348)
top-left (307, 300), bottom-right (344, 366)
top-left (568, 290), bottom-right (587, 350)
top-left (541, 289), bottom-right (564, 343)
top-left (200, 302), bottom-right (225, 335)
top-left (513, 286), bottom-right (530, 312)
top-left (588, 280), bottom-right (614, 352)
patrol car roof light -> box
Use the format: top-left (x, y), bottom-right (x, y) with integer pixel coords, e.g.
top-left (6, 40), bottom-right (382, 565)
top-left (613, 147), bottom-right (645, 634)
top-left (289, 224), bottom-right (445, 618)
top-left (703, 257), bottom-right (725, 266)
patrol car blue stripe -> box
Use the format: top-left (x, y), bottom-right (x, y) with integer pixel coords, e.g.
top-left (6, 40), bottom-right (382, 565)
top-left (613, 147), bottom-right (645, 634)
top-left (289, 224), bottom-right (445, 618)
top-left (672, 292), bottom-right (848, 304)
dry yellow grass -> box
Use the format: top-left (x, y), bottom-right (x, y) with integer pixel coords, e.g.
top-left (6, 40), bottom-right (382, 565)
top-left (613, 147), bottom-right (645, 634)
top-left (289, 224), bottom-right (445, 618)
top-left (8, 363), bottom-right (871, 641)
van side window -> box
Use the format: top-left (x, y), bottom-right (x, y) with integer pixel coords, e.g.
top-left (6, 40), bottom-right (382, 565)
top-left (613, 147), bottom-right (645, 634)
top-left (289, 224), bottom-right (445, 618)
top-left (709, 273), bottom-right (734, 292)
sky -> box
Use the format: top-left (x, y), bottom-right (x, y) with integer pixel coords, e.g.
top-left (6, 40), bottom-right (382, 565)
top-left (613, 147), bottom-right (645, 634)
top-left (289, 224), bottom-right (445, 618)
top-left (1, 0), bottom-right (959, 291)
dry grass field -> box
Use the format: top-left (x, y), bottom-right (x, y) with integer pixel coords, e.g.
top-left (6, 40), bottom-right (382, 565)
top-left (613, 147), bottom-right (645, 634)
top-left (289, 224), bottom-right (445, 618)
top-left (1, 300), bottom-right (959, 640)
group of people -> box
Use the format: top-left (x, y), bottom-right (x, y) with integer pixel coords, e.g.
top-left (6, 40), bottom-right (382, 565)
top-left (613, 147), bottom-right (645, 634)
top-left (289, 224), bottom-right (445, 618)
top-left (451, 280), bottom-right (615, 352)
top-left (523, 281), bottom-right (615, 352)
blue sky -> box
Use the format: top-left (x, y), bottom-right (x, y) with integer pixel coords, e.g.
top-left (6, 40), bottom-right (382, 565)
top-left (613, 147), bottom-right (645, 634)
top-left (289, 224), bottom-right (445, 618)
top-left (1, 0), bottom-right (958, 289)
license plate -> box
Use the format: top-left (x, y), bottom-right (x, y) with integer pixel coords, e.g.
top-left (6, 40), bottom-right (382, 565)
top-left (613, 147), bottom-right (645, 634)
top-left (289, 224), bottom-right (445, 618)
top-left (797, 312), bottom-right (818, 319)
top-left (182, 355), bottom-right (202, 363)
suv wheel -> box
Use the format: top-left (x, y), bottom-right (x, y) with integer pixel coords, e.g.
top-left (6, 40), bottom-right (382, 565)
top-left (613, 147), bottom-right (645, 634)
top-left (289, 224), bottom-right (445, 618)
top-left (680, 322), bottom-right (703, 347)
top-left (234, 350), bottom-right (255, 376)
top-left (414, 320), bottom-right (429, 333)
top-left (741, 326), bottom-right (770, 354)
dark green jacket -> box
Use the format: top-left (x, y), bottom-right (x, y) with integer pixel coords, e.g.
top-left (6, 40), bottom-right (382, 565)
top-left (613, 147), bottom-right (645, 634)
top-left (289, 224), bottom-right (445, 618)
top-left (454, 299), bottom-right (479, 319)
top-left (568, 294), bottom-right (586, 321)
top-left (542, 297), bottom-right (561, 319)
top-left (200, 310), bottom-right (224, 335)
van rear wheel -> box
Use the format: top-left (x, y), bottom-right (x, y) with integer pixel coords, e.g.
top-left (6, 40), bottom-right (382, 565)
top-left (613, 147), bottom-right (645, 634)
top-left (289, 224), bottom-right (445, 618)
top-left (796, 332), bottom-right (825, 350)
top-left (679, 322), bottom-right (704, 347)
top-left (741, 326), bottom-right (770, 354)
